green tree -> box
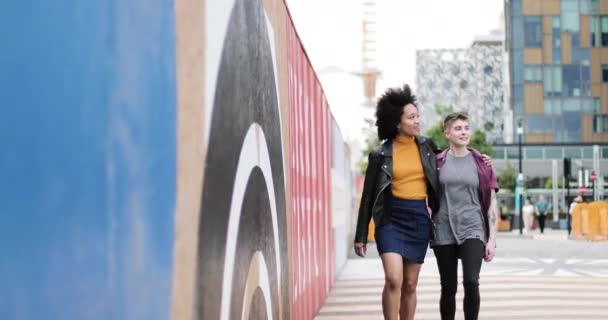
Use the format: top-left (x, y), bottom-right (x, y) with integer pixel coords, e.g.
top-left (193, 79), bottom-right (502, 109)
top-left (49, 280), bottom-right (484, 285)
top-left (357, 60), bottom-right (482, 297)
top-left (434, 104), bottom-right (454, 117)
top-left (424, 104), bottom-right (452, 150)
top-left (469, 130), bottom-right (493, 155)
top-left (497, 165), bottom-right (516, 191)
top-left (425, 124), bottom-right (449, 150)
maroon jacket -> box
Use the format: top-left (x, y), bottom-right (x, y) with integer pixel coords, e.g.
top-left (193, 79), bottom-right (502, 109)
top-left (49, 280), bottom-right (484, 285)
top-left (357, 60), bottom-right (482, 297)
top-left (436, 148), bottom-right (499, 242)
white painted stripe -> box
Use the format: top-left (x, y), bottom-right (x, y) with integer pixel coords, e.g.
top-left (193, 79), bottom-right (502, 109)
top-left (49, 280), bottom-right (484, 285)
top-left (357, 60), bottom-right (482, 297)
top-left (241, 251), bottom-right (273, 320)
top-left (221, 124), bottom-right (282, 320)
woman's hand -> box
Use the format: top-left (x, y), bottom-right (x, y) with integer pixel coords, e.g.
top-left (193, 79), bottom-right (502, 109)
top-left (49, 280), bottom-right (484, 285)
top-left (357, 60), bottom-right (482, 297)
top-left (484, 239), bottom-right (496, 262)
top-left (354, 242), bottom-right (367, 257)
top-left (481, 154), bottom-right (493, 167)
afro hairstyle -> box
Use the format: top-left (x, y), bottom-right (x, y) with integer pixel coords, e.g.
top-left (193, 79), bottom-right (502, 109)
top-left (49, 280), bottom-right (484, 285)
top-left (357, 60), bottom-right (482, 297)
top-left (375, 84), bottom-right (418, 141)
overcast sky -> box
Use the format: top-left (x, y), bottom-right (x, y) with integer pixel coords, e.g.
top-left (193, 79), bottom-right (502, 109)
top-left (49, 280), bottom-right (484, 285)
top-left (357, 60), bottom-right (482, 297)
top-left (286, 0), bottom-right (504, 151)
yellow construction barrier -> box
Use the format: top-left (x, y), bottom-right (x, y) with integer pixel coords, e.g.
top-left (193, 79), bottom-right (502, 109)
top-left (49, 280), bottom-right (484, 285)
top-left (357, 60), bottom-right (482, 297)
top-left (600, 206), bottom-right (608, 240)
top-left (571, 204), bottom-right (583, 239)
top-left (571, 201), bottom-right (608, 241)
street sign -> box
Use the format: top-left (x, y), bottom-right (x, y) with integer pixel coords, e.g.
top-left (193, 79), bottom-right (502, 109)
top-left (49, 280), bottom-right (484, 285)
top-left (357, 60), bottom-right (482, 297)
top-left (591, 171), bottom-right (597, 181)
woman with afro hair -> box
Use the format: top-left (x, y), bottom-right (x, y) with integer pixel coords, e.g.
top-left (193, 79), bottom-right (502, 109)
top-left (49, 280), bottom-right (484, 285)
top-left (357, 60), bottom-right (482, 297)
top-left (353, 84), bottom-right (491, 320)
top-left (354, 84), bottom-right (440, 319)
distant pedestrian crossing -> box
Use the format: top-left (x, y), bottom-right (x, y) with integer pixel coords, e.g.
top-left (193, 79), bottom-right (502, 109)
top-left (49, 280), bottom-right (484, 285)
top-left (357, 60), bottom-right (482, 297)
top-left (315, 275), bottom-right (608, 320)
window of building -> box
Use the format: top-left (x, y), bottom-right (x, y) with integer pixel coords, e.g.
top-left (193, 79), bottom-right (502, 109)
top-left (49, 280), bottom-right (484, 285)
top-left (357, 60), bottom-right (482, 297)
top-left (552, 15), bottom-right (561, 29)
top-left (545, 148), bottom-right (563, 159)
top-left (603, 16), bottom-right (608, 46)
top-left (514, 99), bottom-right (524, 115)
top-left (583, 147), bottom-right (594, 158)
top-left (582, 98), bottom-right (595, 112)
top-left (562, 0), bottom-right (578, 11)
top-left (580, 0), bottom-right (592, 14)
top-left (591, 16), bottom-right (599, 47)
top-left (572, 47), bottom-right (580, 64)
top-left (513, 84), bottom-right (523, 100)
top-left (595, 16), bottom-right (608, 47)
top-left (544, 99), bottom-right (562, 114)
top-left (524, 65), bottom-right (542, 82)
top-left (552, 17), bottom-right (562, 62)
top-left (581, 66), bottom-right (591, 96)
top-left (526, 115), bottom-right (554, 133)
top-left (513, 15), bottom-right (524, 48)
top-left (602, 65), bottom-right (608, 82)
top-left (563, 98), bottom-right (580, 111)
top-left (526, 148), bottom-right (543, 159)
top-left (579, 48), bottom-right (590, 65)
top-left (591, 0), bottom-right (599, 13)
top-left (524, 16), bottom-right (542, 47)
top-left (594, 115), bottom-right (608, 133)
top-left (565, 148), bottom-right (582, 158)
top-left (572, 32), bottom-right (581, 46)
top-left (543, 64), bottom-right (566, 96)
top-left (492, 148), bottom-right (505, 160)
top-left (483, 65), bottom-right (493, 75)
top-left (506, 148), bottom-right (520, 159)
top-left (511, 0), bottom-right (521, 15)
top-left (544, 100), bottom-right (553, 114)
top-left (593, 98), bottom-right (601, 112)
top-left (563, 112), bottom-right (582, 141)
top-left (562, 65), bottom-right (582, 97)
top-left (562, 12), bottom-right (580, 33)
top-left (513, 49), bottom-right (523, 83)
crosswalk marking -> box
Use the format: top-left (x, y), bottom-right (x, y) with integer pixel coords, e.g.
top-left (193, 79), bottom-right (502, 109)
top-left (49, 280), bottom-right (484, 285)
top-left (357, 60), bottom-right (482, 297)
top-left (316, 275), bottom-right (608, 320)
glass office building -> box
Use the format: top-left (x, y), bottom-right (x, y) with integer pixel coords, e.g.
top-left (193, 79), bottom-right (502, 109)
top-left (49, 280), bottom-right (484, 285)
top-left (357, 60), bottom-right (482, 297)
top-left (506, 0), bottom-right (608, 143)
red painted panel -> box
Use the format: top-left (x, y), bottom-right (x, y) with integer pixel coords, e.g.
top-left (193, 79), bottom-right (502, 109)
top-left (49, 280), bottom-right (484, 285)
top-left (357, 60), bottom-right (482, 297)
top-left (287, 18), bottom-right (334, 320)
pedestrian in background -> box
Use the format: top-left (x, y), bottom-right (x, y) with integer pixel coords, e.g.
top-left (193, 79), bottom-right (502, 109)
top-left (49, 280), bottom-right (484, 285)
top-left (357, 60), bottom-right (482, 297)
top-left (535, 195), bottom-right (550, 234)
top-left (522, 198), bottom-right (535, 233)
top-left (431, 112), bottom-right (499, 320)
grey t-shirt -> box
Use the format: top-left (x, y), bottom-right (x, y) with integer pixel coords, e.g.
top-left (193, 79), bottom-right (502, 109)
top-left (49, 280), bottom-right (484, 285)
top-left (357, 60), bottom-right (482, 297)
top-left (432, 152), bottom-right (486, 246)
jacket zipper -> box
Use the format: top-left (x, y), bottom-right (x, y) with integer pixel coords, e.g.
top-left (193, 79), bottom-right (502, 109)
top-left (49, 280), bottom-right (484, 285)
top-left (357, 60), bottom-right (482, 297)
top-left (372, 181), bottom-right (390, 212)
top-left (372, 163), bottom-right (392, 211)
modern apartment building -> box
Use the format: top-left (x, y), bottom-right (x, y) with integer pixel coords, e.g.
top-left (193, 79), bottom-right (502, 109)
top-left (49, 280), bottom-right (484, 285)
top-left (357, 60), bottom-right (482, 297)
top-left (506, 0), bottom-right (608, 143)
top-left (416, 44), bottom-right (506, 143)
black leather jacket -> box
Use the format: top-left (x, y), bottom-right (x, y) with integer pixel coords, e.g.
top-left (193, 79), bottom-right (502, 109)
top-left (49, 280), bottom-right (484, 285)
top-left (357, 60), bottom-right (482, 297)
top-left (354, 136), bottom-right (441, 244)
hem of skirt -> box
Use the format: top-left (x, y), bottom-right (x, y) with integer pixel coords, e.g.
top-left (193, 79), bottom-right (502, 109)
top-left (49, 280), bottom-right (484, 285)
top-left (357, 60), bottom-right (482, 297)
top-left (377, 250), bottom-right (425, 264)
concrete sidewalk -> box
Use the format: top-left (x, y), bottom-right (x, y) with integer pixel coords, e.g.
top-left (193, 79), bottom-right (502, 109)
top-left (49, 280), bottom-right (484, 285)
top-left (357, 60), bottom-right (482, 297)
top-left (318, 230), bottom-right (608, 319)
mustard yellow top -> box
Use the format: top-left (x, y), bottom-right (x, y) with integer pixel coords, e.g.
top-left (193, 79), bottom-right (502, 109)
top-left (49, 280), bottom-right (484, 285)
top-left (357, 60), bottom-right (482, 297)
top-left (392, 134), bottom-right (427, 200)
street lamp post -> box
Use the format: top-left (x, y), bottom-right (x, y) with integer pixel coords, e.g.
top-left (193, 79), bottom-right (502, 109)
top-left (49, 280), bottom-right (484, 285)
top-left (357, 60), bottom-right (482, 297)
top-left (517, 118), bottom-right (524, 235)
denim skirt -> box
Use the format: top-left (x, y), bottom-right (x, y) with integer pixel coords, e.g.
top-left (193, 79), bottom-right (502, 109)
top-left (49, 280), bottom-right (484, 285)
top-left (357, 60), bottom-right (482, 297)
top-left (375, 196), bottom-right (431, 263)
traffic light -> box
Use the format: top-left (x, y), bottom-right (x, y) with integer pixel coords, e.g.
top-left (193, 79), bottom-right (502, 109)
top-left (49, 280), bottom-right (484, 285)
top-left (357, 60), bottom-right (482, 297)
top-left (564, 157), bottom-right (571, 177)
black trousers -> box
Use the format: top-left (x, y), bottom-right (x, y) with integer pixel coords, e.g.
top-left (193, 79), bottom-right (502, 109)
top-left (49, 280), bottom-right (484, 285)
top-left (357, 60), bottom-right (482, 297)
top-left (538, 214), bottom-right (546, 233)
top-left (433, 239), bottom-right (485, 320)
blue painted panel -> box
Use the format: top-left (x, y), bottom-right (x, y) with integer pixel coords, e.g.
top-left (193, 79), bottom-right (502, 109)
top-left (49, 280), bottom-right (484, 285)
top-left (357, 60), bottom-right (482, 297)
top-left (0, 1), bottom-right (176, 319)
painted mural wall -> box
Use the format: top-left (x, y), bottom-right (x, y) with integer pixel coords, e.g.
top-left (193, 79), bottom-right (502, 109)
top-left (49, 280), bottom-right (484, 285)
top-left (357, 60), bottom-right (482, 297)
top-left (187, 0), bottom-right (348, 318)
top-left (1, 0), bottom-right (353, 319)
